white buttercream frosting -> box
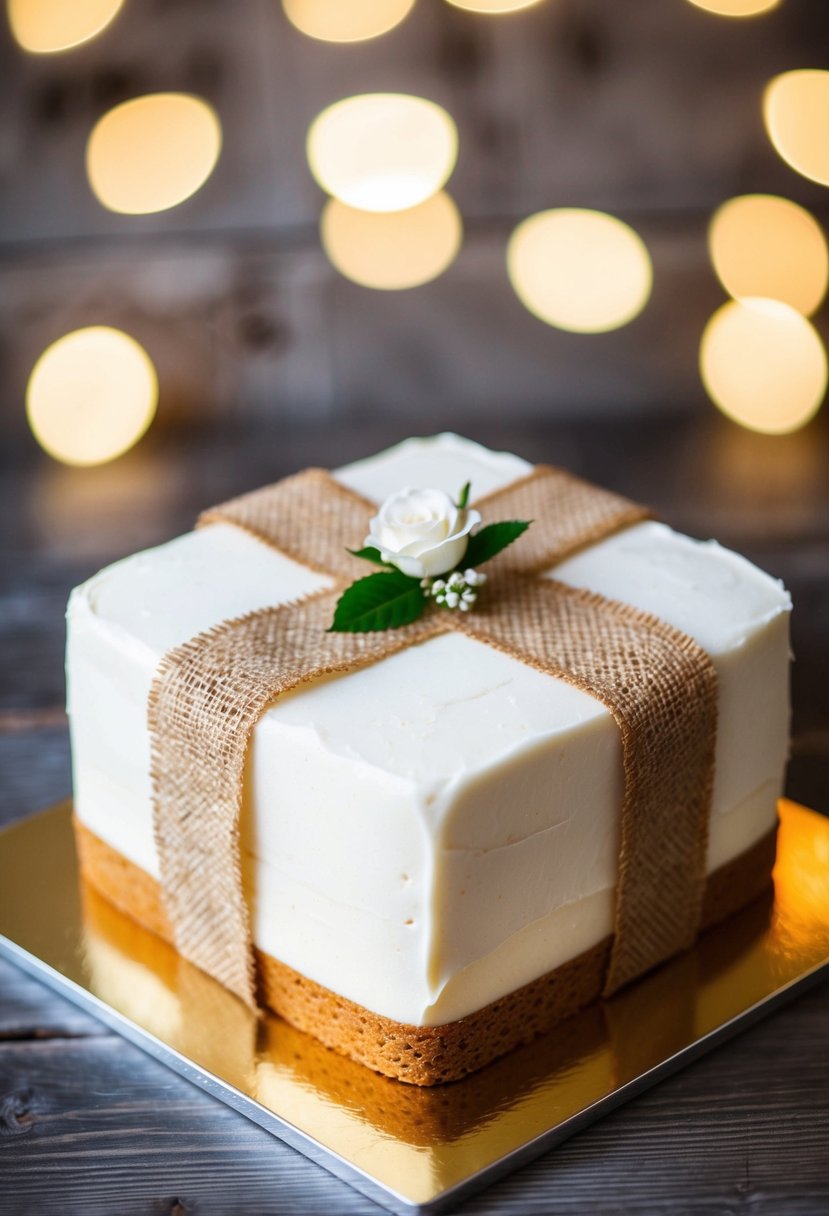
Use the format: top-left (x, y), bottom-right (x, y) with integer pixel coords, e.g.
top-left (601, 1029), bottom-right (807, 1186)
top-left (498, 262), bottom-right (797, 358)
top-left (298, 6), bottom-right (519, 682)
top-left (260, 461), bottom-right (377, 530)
top-left (67, 433), bottom-right (791, 1025)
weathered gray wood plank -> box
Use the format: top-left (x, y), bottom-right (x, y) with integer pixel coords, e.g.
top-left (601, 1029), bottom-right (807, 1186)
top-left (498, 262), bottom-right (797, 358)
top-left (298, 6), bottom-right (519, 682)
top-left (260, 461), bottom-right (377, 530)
top-left (0, 978), bottom-right (827, 1215)
top-left (0, 959), bottom-right (103, 1041)
top-left (0, 728), bottom-right (71, 830)
top-left (0, 1038), bottom-right (378, 1216)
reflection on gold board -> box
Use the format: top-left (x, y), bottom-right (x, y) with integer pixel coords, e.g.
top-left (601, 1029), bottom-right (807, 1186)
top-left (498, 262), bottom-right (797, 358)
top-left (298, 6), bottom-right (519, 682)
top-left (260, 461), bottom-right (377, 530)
top-left (0, 800), bottom-right (828, 1211)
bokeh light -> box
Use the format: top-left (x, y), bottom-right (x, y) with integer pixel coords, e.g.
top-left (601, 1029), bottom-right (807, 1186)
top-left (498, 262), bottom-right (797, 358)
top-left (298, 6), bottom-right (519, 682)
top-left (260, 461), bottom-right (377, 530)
top-left (764, 70), bottom-right (829, 187)
top-left (321, 191), bottom-right (462, 290)
top-left (507, 209), bottom-right (653, 333)
top-left (86, 94), bottom-right (222, 215)
top-left (307, 94), bottom-right (458, 213)
top-left (26, 327), bottom-right (158, 466)
top-left (282, 0), bottom-right (415, 42)
top-left (772, 801), bottom-right (829, 964)
top-left (444, 0), bottom-right (544, 12)
top-left (700, 299), bottom-right (827, 434)
top-left (709, 195), bottom-right (828, 317)
top-left (684, 0), bottom-right (780, 16)
top-left (7, 0), bottom-right (124, 53)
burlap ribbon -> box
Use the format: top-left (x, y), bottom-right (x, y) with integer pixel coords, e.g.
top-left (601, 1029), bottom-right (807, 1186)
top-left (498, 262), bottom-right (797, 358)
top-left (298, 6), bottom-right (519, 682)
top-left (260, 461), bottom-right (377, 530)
top-left (149, 465), bottom-right (718, 1009)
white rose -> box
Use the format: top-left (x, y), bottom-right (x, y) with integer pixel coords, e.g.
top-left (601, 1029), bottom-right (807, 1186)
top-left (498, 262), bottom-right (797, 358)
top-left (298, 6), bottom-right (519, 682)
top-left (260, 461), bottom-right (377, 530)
top-left (366, 488), bottom-right (481, 579)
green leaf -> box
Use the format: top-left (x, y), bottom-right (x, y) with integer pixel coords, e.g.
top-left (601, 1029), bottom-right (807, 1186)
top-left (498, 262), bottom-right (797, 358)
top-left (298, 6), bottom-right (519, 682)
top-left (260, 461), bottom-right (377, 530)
top-left (456, 481), bottom-right (471, 510)
top-left (329, 570), bottom-right (426, 633)
top-left (464, 520), bottom-right (531, 568)
top-left (347, 546), bottom-right (392, 567)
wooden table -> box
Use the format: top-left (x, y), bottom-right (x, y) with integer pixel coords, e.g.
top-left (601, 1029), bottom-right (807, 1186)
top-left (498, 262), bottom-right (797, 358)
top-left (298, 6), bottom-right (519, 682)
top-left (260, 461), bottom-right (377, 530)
top-left (2, 415), bottom-right (828, 1215)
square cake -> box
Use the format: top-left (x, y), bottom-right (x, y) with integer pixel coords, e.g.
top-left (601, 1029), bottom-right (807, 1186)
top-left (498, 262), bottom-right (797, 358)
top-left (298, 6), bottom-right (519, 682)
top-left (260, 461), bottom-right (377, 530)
top-left (68, 434), bottom-right (791, 1084)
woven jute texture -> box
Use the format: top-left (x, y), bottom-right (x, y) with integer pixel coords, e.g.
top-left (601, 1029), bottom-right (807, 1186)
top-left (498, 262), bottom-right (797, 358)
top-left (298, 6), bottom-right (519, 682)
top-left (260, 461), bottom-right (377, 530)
top-left (197, 468), bottom-right (376, 580)
top-left (475, 464), bottom-right (653, 575)
top-left (149, 463), bottom-right (716, 1009)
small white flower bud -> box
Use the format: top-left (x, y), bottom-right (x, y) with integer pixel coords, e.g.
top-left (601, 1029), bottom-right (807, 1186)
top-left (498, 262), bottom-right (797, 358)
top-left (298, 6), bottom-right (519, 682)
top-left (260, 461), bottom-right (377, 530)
top-left (461, 588), bottom-right (476, 602)
top-left (432, 579), bottom-right (446, 593)
top-left (445, 591), bottom-right (460, 608)
top-left (420, 577), bottom-right (431, 589)
top-left (460, 600), bottom-right (471, 611)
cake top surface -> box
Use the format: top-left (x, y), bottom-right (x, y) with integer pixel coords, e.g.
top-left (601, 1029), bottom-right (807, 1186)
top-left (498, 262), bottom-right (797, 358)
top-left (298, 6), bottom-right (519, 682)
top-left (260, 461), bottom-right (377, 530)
top-left (79, 432), bottom-right (789, 656)
top-left (70, 433), bottom-right (790, 801)
top-left (551, 520), bottom-right (789, 654)
top-left (336, 433), bottom-right (532, 501)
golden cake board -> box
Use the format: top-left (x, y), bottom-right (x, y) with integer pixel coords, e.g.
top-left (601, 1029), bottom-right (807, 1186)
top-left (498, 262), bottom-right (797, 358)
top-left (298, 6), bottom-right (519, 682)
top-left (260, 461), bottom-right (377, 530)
top-left (1, 800), bottom-right (827, 1214)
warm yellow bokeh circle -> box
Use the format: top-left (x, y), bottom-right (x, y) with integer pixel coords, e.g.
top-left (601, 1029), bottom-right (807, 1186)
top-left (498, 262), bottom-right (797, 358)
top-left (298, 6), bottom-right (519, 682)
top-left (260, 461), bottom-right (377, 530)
top-left (507, 209), bottom-right (653, 333)
top-left (684, 0), bottom-right (780, 16)
top-left (709, 194), bottom-right (828, 317)
top-left (26, 327), bottom-right (158, 466)
top-left (282, 0), bottom-right (415, 42)
top-left (700, 299), bottom-right (827, 435)
top-left (307, 94), bottom-right (458, 213)
top-left (86, 93), bottom-right (222, 215)
top-left (444, 0), bottom-right (545, 12)
top-left (321, 191), bottom-right (462, 290)
top-left (7, 0), bottom-right (124, 53)
top-left (764, 70), bottom-right (829, 188)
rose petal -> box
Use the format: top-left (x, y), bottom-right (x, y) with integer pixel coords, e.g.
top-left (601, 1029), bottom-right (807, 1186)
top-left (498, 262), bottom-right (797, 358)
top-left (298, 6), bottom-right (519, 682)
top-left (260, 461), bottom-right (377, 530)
top-left (364, 491), bottom-right (479, 580)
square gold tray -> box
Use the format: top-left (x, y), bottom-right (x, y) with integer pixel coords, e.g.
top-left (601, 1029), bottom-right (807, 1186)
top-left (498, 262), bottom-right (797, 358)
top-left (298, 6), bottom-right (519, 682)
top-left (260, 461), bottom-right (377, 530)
top-left (1, 800), bottom-right (828, 1214)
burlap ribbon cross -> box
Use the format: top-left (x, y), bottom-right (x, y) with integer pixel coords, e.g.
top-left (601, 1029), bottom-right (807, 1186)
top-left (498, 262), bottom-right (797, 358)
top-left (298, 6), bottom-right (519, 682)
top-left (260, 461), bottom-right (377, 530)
top-left (149, 465), bottom-right (718, 1011)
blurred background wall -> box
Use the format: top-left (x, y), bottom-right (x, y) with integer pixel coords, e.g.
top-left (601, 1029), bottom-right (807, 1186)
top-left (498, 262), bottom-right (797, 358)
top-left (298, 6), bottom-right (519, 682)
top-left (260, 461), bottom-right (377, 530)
top-left (2, 0), bottom-right (828, 452)
top-left (2, 0), bottom-right (829, 820)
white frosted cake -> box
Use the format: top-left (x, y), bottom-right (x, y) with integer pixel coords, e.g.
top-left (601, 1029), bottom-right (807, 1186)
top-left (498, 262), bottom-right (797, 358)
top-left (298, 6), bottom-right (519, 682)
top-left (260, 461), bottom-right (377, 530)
top-left (68, 434), bottom-right (790, 1083)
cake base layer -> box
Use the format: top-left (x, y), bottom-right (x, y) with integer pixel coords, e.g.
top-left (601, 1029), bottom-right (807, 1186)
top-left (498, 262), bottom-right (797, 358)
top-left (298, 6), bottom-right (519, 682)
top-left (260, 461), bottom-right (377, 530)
top-left (73, 818), bottom-right (777, 1085)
